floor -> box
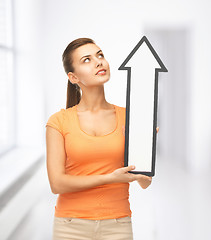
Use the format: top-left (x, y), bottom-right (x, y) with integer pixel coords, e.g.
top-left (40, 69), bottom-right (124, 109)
top-left (7, 157), bottom-right (211, 240)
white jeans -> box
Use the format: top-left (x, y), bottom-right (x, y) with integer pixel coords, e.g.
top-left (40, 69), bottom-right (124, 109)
top-left (53, 216), bottom-right (134, 240)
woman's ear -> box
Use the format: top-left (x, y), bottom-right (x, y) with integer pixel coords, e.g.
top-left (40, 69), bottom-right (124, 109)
top-left (67, 72), bottom-right (78, 84)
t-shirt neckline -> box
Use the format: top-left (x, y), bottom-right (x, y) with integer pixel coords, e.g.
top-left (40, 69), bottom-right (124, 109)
top-left (74, 104), bottom-right (118, 138)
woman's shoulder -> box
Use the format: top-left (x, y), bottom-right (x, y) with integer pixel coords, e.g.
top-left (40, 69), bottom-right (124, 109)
top-left (51, 105), bottom-right (75, 116)
top-left (114, 105), bottom-right (126, 121)
top-left (45, 106), bottom-right (75, 134)
top-left (46, 106), bottom-right (74, 124)
top-left (114, 104), bottom-right (126, 112)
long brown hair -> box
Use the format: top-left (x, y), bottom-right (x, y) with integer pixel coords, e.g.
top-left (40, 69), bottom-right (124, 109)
top-left (62, 38), bottom-right (95, 109)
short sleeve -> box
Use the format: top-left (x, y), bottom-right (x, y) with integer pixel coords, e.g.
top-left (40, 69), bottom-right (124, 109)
top-left (45, 109), bottom-right (65, 135)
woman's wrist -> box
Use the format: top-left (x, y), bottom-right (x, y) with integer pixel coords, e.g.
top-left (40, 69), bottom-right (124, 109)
top-left (103, 173), bottom-right (114, 184)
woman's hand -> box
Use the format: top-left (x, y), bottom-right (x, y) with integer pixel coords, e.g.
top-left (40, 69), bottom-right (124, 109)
top-left (136, 175), bottom-right (152, 189)
top-left (108, 165), bottom-right (145, 184)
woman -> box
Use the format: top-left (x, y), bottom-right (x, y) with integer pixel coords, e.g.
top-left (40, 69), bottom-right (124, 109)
top-left (45, 38), bottom-right (158, 240)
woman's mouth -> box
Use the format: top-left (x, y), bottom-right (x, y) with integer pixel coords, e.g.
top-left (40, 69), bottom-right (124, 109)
top-left (96, 69), bottom-right (106, 75)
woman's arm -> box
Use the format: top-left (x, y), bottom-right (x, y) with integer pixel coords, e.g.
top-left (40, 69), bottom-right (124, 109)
top-left (46, 126), bottom-right (143, 194)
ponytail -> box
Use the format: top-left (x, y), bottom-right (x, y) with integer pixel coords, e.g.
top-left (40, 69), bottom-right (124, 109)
top-left (66, 80), bottom-right (81, 109)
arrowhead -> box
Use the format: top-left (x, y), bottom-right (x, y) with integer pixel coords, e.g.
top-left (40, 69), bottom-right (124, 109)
top-left (118, 36), bottom-right (168, 72)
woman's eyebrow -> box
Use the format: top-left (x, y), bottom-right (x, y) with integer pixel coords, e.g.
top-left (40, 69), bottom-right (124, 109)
top-left (80, 50), bottom-right (102, 61)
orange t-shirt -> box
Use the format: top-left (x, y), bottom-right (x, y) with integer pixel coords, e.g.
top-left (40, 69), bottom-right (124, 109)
top-left (45, 104), bottom-right (131, 220)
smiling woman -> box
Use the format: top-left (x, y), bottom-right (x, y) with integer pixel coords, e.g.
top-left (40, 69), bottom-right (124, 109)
top-left (45, 37), bottom-right (152, 240)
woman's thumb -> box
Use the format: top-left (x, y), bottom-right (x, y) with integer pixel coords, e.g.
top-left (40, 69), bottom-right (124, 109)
top-left (124, 165), bottom-right (135, 172)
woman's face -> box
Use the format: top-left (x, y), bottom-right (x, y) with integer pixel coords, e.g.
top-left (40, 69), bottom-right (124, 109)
top-left (69, 43), bottom-right (110, 88)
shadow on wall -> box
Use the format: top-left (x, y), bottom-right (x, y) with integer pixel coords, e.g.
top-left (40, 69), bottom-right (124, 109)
top-left (144, 28), bottom-right (191, 171)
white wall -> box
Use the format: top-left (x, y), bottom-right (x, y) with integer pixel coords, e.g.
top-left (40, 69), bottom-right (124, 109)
top-left (14, 0), bottom-right (46, 149)
top-left (42, 0), bottom-right (211, 174)
top-left (5, 0), bottom-right (211, 239)
top-left (0, 2), bottom-right (47, 239)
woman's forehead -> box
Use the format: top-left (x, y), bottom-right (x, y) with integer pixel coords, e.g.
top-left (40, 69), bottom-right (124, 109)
top-left (74, 43), bottom-right (101, 58)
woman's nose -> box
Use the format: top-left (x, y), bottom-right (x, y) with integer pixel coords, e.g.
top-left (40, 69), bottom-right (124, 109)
top-left (95, 58), bottom-right (103, 67)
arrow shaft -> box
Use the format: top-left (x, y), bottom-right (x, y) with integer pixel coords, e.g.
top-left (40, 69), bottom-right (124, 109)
top-left (128, 70), bottom-right (155, 171)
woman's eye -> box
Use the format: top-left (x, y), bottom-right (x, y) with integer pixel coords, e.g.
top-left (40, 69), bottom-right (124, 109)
top-left (98, 53), bottom-right (104, 58)
top-left (84, 58), bottom-right (90, 63)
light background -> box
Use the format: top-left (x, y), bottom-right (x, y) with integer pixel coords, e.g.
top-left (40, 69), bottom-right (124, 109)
top-left (0, 0), bottom-right (211, 240)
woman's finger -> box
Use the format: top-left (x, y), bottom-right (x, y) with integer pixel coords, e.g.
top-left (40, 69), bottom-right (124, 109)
top-left (122, 165), bottom-right (135, 173)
